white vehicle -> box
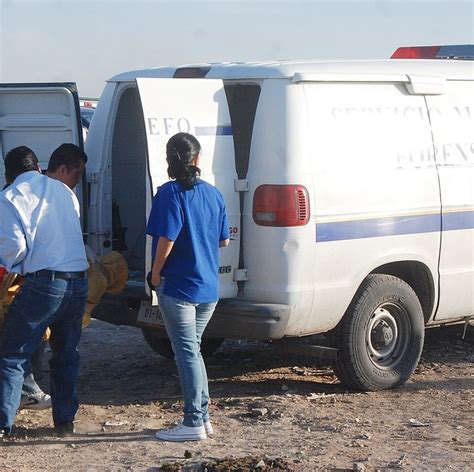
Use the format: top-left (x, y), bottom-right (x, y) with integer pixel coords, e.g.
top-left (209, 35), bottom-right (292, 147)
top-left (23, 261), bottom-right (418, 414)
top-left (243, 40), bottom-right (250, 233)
top-left (0, 46), bottom-right (473, 390)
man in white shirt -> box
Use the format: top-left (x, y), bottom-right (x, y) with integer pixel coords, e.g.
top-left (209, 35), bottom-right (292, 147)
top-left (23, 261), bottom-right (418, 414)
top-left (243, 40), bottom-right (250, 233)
top-left (18, 142), bottom-right (88, 411)
top-left (0, 146), bottom-right (88, 439)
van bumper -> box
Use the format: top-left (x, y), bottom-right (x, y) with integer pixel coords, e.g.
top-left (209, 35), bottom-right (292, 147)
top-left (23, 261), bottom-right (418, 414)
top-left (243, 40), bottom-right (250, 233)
top-left (206, 298), bottom-right (291, 340)
top-left (92, 293), bottom-right (291, 341)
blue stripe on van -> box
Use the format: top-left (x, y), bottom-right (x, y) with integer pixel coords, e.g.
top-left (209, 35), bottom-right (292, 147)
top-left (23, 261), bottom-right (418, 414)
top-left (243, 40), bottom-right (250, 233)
top-left (442, 211), bottom-right (474, 231)
top-left (316, 211), bottom-right (474, 242)
top-left (194, 125), bottom-right (233, 136)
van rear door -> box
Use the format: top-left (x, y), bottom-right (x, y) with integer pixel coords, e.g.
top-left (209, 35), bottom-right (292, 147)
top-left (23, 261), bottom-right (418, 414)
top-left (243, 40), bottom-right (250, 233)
top-left (0, 83), bottom-right (85, 213)
top-left (0, 83), bottom-right (83, 185)
top-left (136, 78), bottom-right (239, 302)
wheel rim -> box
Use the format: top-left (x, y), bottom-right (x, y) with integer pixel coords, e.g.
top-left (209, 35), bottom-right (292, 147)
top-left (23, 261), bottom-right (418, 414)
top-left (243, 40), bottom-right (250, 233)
top-left (365, 303), bottom-right (411, 369)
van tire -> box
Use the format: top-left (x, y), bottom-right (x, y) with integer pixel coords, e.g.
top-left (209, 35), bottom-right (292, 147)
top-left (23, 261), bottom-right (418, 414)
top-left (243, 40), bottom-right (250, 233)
top-left (141, 328), bottom-right (224, 358)
top-left (332, 274), bottom-right (424, 391)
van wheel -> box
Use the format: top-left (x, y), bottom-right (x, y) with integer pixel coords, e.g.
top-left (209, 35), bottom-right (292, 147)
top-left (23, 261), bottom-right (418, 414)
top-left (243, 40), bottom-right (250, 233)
top-left (332, 274), bottom-right (424, 391)
top-left (141, 328), bottom-right (224, 358)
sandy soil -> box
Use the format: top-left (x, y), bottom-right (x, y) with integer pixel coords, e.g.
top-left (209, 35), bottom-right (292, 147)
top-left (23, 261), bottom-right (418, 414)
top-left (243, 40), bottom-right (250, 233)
top-left (0, 320), bottom-right (472, 471)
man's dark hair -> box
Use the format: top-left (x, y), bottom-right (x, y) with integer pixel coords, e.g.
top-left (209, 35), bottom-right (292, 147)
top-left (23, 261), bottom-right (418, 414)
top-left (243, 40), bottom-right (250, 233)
top-left (4, 146), bottom-right (40, 183)
top-left (47, 143), bottom-right (88, 172)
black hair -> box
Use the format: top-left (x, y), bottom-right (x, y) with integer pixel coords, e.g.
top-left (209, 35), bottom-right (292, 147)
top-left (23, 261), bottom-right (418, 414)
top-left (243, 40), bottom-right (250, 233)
top-left (47, 143), bottom-right (88, 173)
top-left (166, 133), bottom-right (201, 190)
top-left (4, 146), bottom-right (39, 183)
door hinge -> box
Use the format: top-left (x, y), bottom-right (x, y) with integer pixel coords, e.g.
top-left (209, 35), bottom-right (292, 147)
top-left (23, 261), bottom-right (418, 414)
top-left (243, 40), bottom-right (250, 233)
top-left (234, 179), bottom-right (248, 192)
top-left (83, 231), bottom-right (111, 237)
top-left (233, 268), bottom-right (248, 281)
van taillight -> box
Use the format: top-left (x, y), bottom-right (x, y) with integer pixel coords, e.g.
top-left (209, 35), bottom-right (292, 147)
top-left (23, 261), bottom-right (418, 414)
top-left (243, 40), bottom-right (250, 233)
top-left (253, 185), bottom-right (310, 227)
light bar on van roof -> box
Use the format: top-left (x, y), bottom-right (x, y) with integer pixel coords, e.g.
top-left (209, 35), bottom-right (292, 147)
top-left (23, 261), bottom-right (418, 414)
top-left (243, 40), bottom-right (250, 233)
top-left (391, 44), bottom-right (474, 60)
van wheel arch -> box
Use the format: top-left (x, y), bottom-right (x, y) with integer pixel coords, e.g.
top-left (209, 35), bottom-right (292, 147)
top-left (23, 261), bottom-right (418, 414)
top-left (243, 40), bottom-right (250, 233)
top-left (370, 261), bottom-right (435, 324)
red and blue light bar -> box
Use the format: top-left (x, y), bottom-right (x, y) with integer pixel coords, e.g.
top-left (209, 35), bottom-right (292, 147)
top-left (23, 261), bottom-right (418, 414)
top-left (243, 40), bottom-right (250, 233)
top-left (391, 44), bottom-right (474, 60)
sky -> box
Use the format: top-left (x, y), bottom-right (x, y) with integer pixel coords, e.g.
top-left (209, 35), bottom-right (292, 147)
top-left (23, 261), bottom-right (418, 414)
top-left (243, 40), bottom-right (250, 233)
top-left (0, 0), bottom-right (473, 97)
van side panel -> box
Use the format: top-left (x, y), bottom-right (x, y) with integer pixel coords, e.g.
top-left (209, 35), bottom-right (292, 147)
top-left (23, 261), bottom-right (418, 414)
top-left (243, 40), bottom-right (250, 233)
top-left (426, 80), bottom-right (474, 319)
top-left (304, 82), bottom-right (441, 334)
top-left (85, 82), bottom-right (118, 256)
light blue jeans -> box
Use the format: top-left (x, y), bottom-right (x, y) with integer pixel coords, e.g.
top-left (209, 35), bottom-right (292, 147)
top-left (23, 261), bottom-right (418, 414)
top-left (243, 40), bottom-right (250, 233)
top-left (158, 292), bottom-right (217, 428)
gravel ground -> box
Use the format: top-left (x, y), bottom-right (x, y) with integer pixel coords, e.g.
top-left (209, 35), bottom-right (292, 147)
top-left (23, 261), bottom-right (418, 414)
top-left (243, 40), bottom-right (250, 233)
top-left (0, 320), bottom-right (472, 471)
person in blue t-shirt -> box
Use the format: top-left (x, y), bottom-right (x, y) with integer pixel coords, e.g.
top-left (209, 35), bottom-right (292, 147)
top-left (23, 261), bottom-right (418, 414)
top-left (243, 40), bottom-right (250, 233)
top-left (146, 132), bottom-right (229, 442)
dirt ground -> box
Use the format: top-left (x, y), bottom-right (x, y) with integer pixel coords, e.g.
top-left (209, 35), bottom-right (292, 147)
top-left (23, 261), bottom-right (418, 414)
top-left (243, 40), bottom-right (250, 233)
top-left (0, 320), bottom-right (472, 471)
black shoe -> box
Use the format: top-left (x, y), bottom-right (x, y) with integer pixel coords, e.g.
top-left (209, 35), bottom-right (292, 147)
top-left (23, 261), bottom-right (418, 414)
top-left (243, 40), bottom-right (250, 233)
top-left (54, 422), bottom-right (75, 437)
top-left (0, 428), bottom-right (11, 441)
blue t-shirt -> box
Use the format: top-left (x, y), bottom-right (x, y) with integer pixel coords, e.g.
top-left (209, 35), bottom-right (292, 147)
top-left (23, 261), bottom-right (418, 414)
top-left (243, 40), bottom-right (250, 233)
top-left (146, 179), bottom-right (229, 303)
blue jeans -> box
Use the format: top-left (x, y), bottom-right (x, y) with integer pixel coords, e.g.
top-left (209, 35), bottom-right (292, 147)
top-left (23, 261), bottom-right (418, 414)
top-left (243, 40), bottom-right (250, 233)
top-left (158, 293), bottom-right (217, 428)
top-left (0, 274), bottom-right (87, 433)
top-left (22, 372), bottom-right (42, 396)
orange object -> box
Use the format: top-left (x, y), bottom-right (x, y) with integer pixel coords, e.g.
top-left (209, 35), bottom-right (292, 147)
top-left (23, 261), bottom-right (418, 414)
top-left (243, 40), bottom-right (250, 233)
top-left (82, 251), bottom-right (128, 328)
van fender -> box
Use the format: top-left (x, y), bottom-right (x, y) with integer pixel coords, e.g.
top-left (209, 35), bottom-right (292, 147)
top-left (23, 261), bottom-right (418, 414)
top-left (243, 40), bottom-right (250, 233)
top-left (348, 252), bottom-right (438, 326)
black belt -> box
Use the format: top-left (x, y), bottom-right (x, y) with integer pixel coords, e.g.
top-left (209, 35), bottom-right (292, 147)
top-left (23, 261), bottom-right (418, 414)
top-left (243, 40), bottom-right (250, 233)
top-left (28, 270), bottom-right (87, 280)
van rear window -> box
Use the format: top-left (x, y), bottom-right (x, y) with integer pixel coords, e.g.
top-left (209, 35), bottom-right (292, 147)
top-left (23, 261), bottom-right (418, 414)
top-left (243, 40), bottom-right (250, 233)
top-left (224, 84), bottom-right (261, 180)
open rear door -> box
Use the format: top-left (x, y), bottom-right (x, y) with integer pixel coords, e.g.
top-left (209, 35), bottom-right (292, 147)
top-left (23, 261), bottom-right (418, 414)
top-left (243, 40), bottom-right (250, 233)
top-left (137, 78), bottom-right (239, 304)
top-left (0, 83), bottom-right (85, 219)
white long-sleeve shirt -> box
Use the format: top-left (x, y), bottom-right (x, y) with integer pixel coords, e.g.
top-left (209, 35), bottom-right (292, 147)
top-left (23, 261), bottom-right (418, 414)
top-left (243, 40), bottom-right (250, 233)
top-left (0, 171), bottom-right (88, 274)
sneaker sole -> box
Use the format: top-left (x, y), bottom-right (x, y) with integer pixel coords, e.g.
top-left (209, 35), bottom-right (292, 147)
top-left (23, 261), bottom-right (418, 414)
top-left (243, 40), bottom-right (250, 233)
top-left (155, 433), bottom-right (207, 442)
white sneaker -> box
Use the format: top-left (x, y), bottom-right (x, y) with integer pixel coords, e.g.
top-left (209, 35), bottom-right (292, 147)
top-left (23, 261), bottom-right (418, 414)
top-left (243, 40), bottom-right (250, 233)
top-left (178, 418), bottom-right (213, 436)
top-left (155, 423), bottom-right (207, 442)
top-left (20, 392), bottom-right (51, 410)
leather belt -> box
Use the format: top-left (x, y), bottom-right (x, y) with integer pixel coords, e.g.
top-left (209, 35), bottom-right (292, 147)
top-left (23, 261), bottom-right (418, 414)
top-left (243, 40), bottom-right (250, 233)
top-left (28, 270), bottom-right (87, 280)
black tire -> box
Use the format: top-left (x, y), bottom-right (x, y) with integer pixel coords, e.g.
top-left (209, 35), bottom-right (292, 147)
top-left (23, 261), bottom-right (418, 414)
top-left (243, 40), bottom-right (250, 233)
top-left (332, 274), bottom-right (425, 391)
top-left (141, 327), bottom-right (224, 358)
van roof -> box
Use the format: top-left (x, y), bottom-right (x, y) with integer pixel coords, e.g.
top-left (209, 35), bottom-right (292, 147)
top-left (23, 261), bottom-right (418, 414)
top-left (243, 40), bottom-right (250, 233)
top-left (109, 59), bottom-right (474, 82)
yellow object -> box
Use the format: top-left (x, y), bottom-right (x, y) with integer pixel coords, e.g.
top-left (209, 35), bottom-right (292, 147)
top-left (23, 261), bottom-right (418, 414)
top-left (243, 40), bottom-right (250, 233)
top-left (0, 274), bottom-right (22, 331)
top-left (42, 327), bottom-right (51, 342)
top-left (82, 251), bottom-right (128, 328)
top-left (0, 252), bottom-right (128, 331)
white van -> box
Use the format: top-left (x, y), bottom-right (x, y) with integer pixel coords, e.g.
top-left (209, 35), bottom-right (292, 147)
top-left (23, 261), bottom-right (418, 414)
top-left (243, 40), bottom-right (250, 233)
top-left (1, 51), bottom-right (473, 391)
